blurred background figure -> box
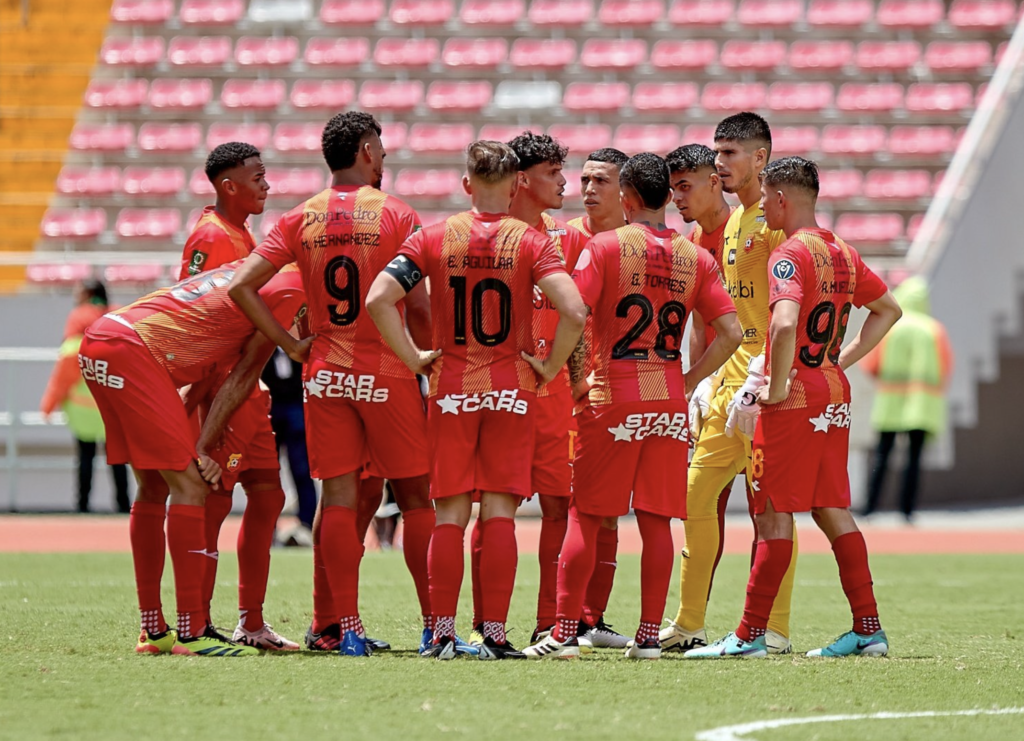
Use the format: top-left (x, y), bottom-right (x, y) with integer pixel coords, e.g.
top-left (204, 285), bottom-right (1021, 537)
top-left (40, 278), bottom-right (130, 513)
top-left (861, 277), bottom-right (954, 522)
top-left (372, 482), bottom-right (401, 551)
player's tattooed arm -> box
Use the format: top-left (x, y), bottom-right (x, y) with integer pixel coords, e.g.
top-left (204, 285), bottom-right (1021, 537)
top-left (568, 322), bottom-right (589, 386)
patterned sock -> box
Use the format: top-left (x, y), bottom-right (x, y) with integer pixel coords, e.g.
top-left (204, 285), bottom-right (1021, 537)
top-left (537, 514), bottom-right (567, 630)
top-left (480, 517), bottom-right (518, 627)
top-left (483, 621), bottom-right (507, 644)
top-left (130, 501), bottom-right (167, 634)
top-left (238, 485), bottom-right (284, 632)
top-left (400, 507), bottom-right (435, 620)
top-left (320, 506), bottom-right (364, 626)
top-left (428, 523), bottom-right (465, 634)
top-left (553, 508), bottom-right (602, 642)
top-left (469, 516), bottom-right (484, 627)
top-left (554, 618), bottom-right (577, 644)
top-left (832, 531), bottom-right (881, 635)
top-left (200, 493), bottom-right (232, 626)
top-left (167, 504), bottom-right (207, 640)
top-left (434, 615), bottom-right (456, 641)
top-left (339, 614), bottom-right (364, 637)
top-left (423, 615), bottom-right (434, 630)
top-left (582, 524), bottom-right (617, 626)
top-left (737, 538), bottom-right (794, 643)
top-left (635, 621), bottom-right (660, 644)
top-left (636, 510), bottom-right (674, 628)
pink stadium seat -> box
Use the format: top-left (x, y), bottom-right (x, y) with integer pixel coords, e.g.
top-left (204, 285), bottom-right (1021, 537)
top-left (905, 83), bottom-right (974, 113)
top-left (834, 213), bottom-right (903, 243)
top-left (167, 36), bottom-right (231, 67)
top-left (905, 213), bottom-right (925, 241)
top-left (599, 0), bottom-right (663, 26)
top-left (100, 36), bottom-right (165, 66)
top-left (614, 125), bottom-right (681, 155)
top-left (273, 123), bottom-right (322, 153)
top-left (443, 38), bottom-right (508, 68)
top-left (737, 0), bottom-right (803, 27)
top-left (580, 39), bottom-right (646, 70)
top-left (806, 0), bottom-right (873, 27)
top-left (374, 38), bottom-right (440, 68)
top-left (888, 126), bottom-right (956, 156)
top-left (426, 81), bottom-right (493, 112)
top-left (876, 0), bottom-right (943, 28)
top-left (477, 124), bottom-right (524, 143)
top-left (290, 79), bottom-right (356, 110)
top-left (110, 0), bottom-right (174, 24)
top-left (562, 169), bottom-right (582, 198)
top-left (864, 169), bottom-right (931, 200)
top-left (304, 37), bottom-right (370, 67)
top-left (319, 0), bottom-right (385, 25)
top-left (855, 41), bottom-right (920, 72)
top-left (56, 167), bottom-right (121, 196)
top-left (528, 0), bottom-right (592, 26)
top-left (389, 0), bottom-right (454, 25)
top-left (189, 168), bottom-right (216, 196)
top-left (380, 169), bottom-right (395, 192)
top-left (931, 170), bottom-right (945, 195)
top-left (121, 166), bottom-right (186, 197)
top-left (394, 169), bottom-right (462, 199)
top-left (221, 79), bottom-right (286, 110)
top-left (668, 0), bottom-right (733, 25)
top-left (84, 79), bottom-right (148, 109)
top-left (547, 124), bottom-right (613, 154)
top-left (179, 0), bottom-right (244, 25)
top-left (137, 122), bottom-right (203, 152)
top-left (948, 0), bottom-right (1015, 29)
top-left (460, 0), bottom-right (525, 25)
top-left (633, 82), bottom-right (699, 113)
top-left (206, 122), bottom-right (272, 151)
top-left (265, 168), bottom-right (325, 198)
top-left (650, 40), bottom-right (718, 70)
top-left (41, 209), bottom-right (107, 239)
top-left (104, 264), bottom-right (167, 283)
top-left (408, 123), bottom-right (476, 154)
top-left (771, 126), bottom-right (820, 155)
top-left (788, 40), bottom-right (853, 71)
top-left (116, 209), bottom-right (181, 239)
top-left (700, 83), bottom-right (767, 113)
top-left (925, 42), bottom-right (992, 73)
top-left (816, 170), bottom-right (863, 201)
top-left (381, 123), bottom-right (408, 153)
top-left (995, 42), bottom-right (1009, 66)
top-left (563, 82), bottom-right (630, 113)
top-left (359, 80), bottom-right (424, 112)
top-left (836, 83), bottom-right (904, 113)
top-left (509, 39), bottom-right (576, 70)
top-left (821, 125), bottom-right (888, 156)
top-left (235, 36), bottom-right (299, 67)
top-left (682, 125), bottom-right (716, 146)
top-left (27, 263), bottom-right (93, 284)
top-left (720, 40), bottom-right (787, 71)
top-left (69, 123), bottom-right (134, 152)
top-left (767, 83), bottom-right (834, 113)
top-left (147, 78), bottom-right (212, 110)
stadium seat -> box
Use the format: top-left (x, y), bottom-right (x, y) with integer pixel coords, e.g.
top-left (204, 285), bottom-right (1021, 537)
top-left (116, 209), bottom-right (182, 239)
top-left (546, 124), bottom-right (612, 154)
top-left (179, 0), bottom-right (245, 25)
top-left (821, 125), bottom-right (887, 156)
top-left (394, 169), bottom-right (462, 199)
top-left (720, 40), bottom-right (787, 71)
top-left (509, 39), bottom-right (576, 70)
top-left (408, 123), bottom-right (476, 154)
top-left (855, 41), bottom-right (921, 72)
top-left (816, 169), bottom-right (863, 201)
top-left (389, 0), bottom-right (454, 25)
top-left (771, 126), bottom-right (820, 155)
top-left (528, 0), bottom-right (592, 26)
top-left (599, 0), bottom-right (663, 26)
top-left (460, 0), bottom-right (525, 25)
top-left (887, 126), bottom-right (956, 156)
top-left (110, 0), bottom-right (174, 24)
top-left (767, 82), bottom-right (834, 113)
top-left (948, 0), bottom-right (1016, 29)
top-left (137, 122), bottom-right (203, 152)
top-left (121, 166), bottom-right (186, 197)
top-left (650, 39), bottom-right (717, 70)
top-left (737, 0), bottom-right (802, 27)
top-left (925, 42), bottom-right (992, 73)
top-left (189, 167), bottom-right (216, 196)
top-left (931, 170), bottom-right (945, 195)
top-left (496, 81), bottom-right (565, 110)
top-left (374, 38), bottom-right (440, 68)
top-left (580, 39), bottom-right (647, 70)
top-left (633, 82), bottom-right (699, 113)
top-left (147, 78), bottom-right (212, 110)
top-left (995, 42), bottom-right (1008, 66)
top-left (167, 36), bottom-right (232, 67)
top-left (235, 36), bottom-right (299, 67)
top-left (682, 124), bottom-right (717, 146)
top-left (381, 123), bottom-right (408, 153)
top-left (836, 83), bottom-right (904, 113)
top-left (876, 0), bottom-right (943, 29)
top-left (319, 0), bottom-right (384, 25)
top-left (834, 213), bottom-right (903, 243)
top-left (265, 168), bottom-right (325, 198)
top-left (220, 79), bottom-right (286, 110)
top-left (41, 209), bottom-right (107, 239)
top-left (563, 82), bottom-right (630, 113)
top-left (257, 209), bottom-right (286, 239)
top-left (788, 40), bottom-right (853, 71)
top-left (359, 80), bottom-right (424, 112)
top-left (562, 169), bottom-right (583, 198)
top-left (304, 37), bottom-right (370, 67)
top-left (248, 0), bottom-right (313, 23)
top-left (700, 83), bottom-right (767, 113)
top-left (667, 0), bottom-right (733, 25)
top-left (206, 122), bottom-right (272, 150)
top-left (613, 125), bottom-right (681, 155)
top-left (806, 0), bottom-right (873, 27)
top-left (69, 123), bottom-right (134, 152)
top-left (103, 264), bottom-right (168, 284)
top-left (426, 81), bottom-right (493, 112)
top-left (56, 167), bottom-right (121, 196)
top-left (84, 79), bottom-right (148, 109)
top-left (477, 124), bottom-right (525, 143)
top-left (905, 83), bottom-right (974, 113)
top-left (27, 263), bottom-right (93, 284)
top-left (273, 123), bottom-right (323, 152)
top-left (290, 79), bottom-right (356, 110)
top-left (443, 38), bottom-right (508, 68)
top-left (905, 213), bottom-right (925, 241)
top-left (100, 36), bottom-right (165, 66)
top-left (864, 169), bottom-right (931, 200)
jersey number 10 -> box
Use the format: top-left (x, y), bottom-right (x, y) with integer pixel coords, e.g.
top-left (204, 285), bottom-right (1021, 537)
top-left (449, 276), bottom-right (512, 346)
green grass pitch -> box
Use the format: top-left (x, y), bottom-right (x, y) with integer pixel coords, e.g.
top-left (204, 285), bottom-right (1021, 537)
top-left (1, 550), bottom-right (1022, 740)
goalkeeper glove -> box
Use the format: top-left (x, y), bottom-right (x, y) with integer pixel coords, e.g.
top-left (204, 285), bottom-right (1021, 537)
top-left (688, 376), bottom-right (713, 441)
top-left (724, 355), bottom-right (765, 439)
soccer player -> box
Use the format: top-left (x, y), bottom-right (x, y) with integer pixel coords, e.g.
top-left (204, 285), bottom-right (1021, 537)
top-left (685, 157), bottom-right (901, 659)
top-left (79, 262), bottom-right (307, 656)
top-left (524, 153), bottom-right (741, 660)
top-left (228, 112), bottom-right (435, 657)
top-left (569, 148), bottom-right (628, 239)
top-left (366, 140), bottom-right (586, 660)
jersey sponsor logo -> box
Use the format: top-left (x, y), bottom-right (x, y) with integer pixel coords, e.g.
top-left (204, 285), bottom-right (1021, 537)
top-left (772, 259), bottom-right (796, 281)
top-left (304, 370), bottom-right (388, 402)
top-left (809, 403), bottom-right (852, 433)
top-left (78, 356), bottom-right (125, 389)
top-left (607, 412), bottom-right (688, 442)
top-left (546, 227), bottom-right (567, 238)
top-left (726, 279), bottom-right (756, 299)
top-left (743, 327), bottom-right (759, 339)
top-left (227, 453), bottom-right (242, 470)
top-left (303, 206), bottom-right (379, 226)
top-left (436, 389), bottom-right (529, 416)
top-left (813, 252), bottom-right (852, 269)
top-left (187, 249), bottom-right (208, 276)
top-left (619, 243), bottom-right (697, 268)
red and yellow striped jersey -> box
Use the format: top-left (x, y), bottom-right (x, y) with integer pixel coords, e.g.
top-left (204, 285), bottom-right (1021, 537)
top-left (179, 206), bottom-right (256, 280)
top-left (567, 215), bottom-right (595, 240)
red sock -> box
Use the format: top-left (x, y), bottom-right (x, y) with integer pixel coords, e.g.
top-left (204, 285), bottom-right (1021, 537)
top-left (470, 516), bottom-right (484, 626)
top-left (167, 504), bottom-right (207, 639)
top-left (708, 482), bottom-right (732, 597)
top-left (746, 484), bottom-right (759, 570)
top-left (582, 525), bottom-right (617, 625)
top-left (832, 531), bottom-right (881, 634)
top-left (130, 501), bottom-right (167, 634)
top-left (238, 486), bottom-right (284, 632)
top-left (636, 510), bottom-right (674, 628)
top-left (428, 523), bottom-right (465, 636)
top-left (311, 542), bottom-right (334, 632)
top-left (537, 514), bottom-right (567, 629)
top-left (320, 505), bottom-right (363, 622)
top-left (201, 493), bottom-right (232, 626)
top-left (401, 507), bottom-right (435, 620)
top-left (737, 538), bottom-right (794, 642)
top-left (480, 517), bottom-right (517, 625)
top-left (553, 508), bottom-right (602, 641)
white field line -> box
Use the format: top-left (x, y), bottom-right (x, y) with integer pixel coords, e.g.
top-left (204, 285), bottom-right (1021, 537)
top-left (695, 707), bottom-right (1024, 741)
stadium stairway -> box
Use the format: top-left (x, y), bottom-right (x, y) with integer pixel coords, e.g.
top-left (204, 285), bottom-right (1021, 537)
top-left (0, 0), bottom-right (111, 291)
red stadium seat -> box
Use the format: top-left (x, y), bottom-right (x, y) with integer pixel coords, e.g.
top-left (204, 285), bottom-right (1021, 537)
top-left (137, 122), bottom-right (203, 152)
top-left (110, 0), bottom-right (174, 24)
top-left (737, 0), bottom-right (803, 27)
top-left (220, 79), bottom-right (286, 110)
top-left (509, 39), bottom-right (576, 70)
top-left (599, 0), bottom-right (663, 26)
top-left (394, 169), bottom-right (462, 198)
top-left (905, 83), bottom-right (974, 113)
top-left (103, 264), bottom-right (167, 284)
top-left (189, 167), bottom-right (216, 196)
top-left (633, 82), bottom-right (699, 113)
top-left (836, 83), bottom-right (904, 113)
top-left (265, 168), bottom-right (325, 198)
top-left (821, 125), bottom-right (887, 156)
top-left (304, 37), bottom-right (370, 67)
top-left (443, 38), bottom-right (508, 68)
top-left (528, 0), bottom-right (592, 26)
top-left (408, 123), bottom-right (476, 154)
top-left (115, 208), bottom-right (182, 239)
top-left (381, 123), bottom-right (408, 153)
top-left (650, 40), bottom-right (717, 70)
top-left (26, 263), bottom-right (93, 284)
top-left (580, 39), bottom-right (647, 71)
top-left (179, 0), bottom-right (245, 25)
top-left (460, 0), bottom-right (525, 25)
top-left (834, 213), bottom-right (903, 243)
top-left (100, 36), bottom-right (164, 66)
top-left (319, 0), bottom-right (384, 25)
top-left (772, 126), bottom-right (820, 155)
top-left (547, 124), bottom-right (613, 154)
top-left (272, 123), bottom-right (322, 153)
top-left (720, 40), bottom-right (787, 71)
top-left (855, 41), bottom-right (920, 72)
top-left (359, 80), bottom-right (424, 112)
top-left (563, 82), bottom-right (630, 113)
top-left (887, 126), bottom-right (956, 156)
top-left (948, 0), bottom-right (1015, 29)
top-left (682, 124), bottom-right (716, 146)
top-left (389, 0), bottom-right (454, 25)
top-left (816, 170), bottom-right (863, 201)
top-left (41, 209), bottom-right (107, 239)
top-left (69, 123), bottom-right (134, 152)
top-left (374, 38), bottom-right (440, 68)
top-left (905, 213), bottom-right (925, 241)
top-left (667, 0), bottom-right (732, 24)
top-left (167, 36), bottom-right (231, 67)
top-left (84, 79), bottom-right (148, 109)
top-left (788, 40), bottom-right (853, 71)
top-left (864, 169), bottom-right (931, 200)
top-left (806, 0), bottom-right (873, 27)
top-left (206, 122), bottom-right (272, 150)
top-left (613, 125), bottom-right (681, 155)
top-left (121, 166), bottom-right (186, 197)
top-left (235, 36), bottom-right (299, 67)
top-left (767, 83), bottom-right (834, 113)
top-left (56, 167), bottom-right (121, 196)
top-left (426, 81), bottom-right (493, 112)
top-left (925, 42), bottom-right (992, 73)
top-left (876, 0), bottom-right (943, 29)
top-left (478, 124), bottom-right (525, 143)
top-left (147, 78), bottom-right (212, 110)
top-left (700, 83), bottom-right (767, 113)
top-left (290, 79), bottom-right (356, 110)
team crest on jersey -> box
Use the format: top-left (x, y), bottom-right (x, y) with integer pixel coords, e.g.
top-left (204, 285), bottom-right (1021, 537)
top-left (227, 454), bottom-right (242, 470)
top-left (810, 403), bottom-right (852, 433)
top-left (772, 259), bottom-right (796, 281)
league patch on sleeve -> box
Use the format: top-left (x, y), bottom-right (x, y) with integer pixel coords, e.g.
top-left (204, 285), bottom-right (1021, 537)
top-left (771, 258), bottom-right (796, 281)
top-left (187, 249), bottom-right (208, 276)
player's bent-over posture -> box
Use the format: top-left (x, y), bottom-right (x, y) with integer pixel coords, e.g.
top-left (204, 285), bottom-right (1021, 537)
top-left (686, 157), bottom-right (901, 659)
top-left (367, 140), bottom-right (586, 660)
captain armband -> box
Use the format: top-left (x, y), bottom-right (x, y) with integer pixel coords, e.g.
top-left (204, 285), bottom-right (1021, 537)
top-left (383, 255), bottom-right (424, 293)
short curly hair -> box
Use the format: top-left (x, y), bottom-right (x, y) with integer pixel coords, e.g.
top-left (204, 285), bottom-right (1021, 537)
top-left (620, 153), bottom-right (671, 210)
top-left (666, 143), bottom-right (716, 174)
top-left (321, 111), bottom-right (382, 172)
top-left (205, 142), bottom-right (261, 182)
top-left (761, 156), bottom-right (819, 197)
top-left (506, 131), bottom-right (568, 171)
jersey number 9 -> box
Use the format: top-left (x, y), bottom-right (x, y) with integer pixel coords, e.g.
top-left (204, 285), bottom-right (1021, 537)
top-left (325, 256), bottom-right (359, 326)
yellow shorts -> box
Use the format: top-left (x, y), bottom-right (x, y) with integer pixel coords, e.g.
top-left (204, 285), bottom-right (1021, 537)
top-left (690, 383), bottom-right (751, 471)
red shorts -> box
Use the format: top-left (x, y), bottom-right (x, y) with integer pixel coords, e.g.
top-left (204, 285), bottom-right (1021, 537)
top-left (571, 400), bottom-right (689, 519)
top-left (428, 389), bottom-right (536, 500)
top-left (750, 403), bottom-right (852, 514)
top-left (79, 324), bottom-right (195, 471)
top-left (303, 359), bottom-right (428, 481)
top-left (531, 390), bottom-right (575, 498)
top-left (209, 387), bottom-right (280, 491)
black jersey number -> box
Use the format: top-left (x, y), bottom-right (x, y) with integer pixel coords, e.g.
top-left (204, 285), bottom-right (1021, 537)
top-left (611, 295), bottom-right (687, 361)
top-left (449, 276), bottom-right (512, 346)
top-left (800, 300), bottom-right (852, 368)
top-left (324, 255), bottom-right (360, 326)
